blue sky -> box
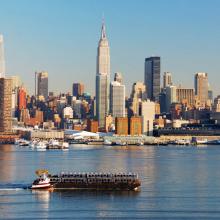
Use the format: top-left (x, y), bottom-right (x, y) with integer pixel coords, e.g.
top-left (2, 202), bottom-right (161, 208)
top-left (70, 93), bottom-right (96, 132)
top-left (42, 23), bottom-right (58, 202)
top-left (0, 0), bottom-right (220, 96)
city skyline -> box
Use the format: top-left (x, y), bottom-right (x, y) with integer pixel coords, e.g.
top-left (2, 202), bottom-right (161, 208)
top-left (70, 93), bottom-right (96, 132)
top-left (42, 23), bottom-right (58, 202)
top-left (0, 0), bottom-right (220, 96)
top-left (1, 1), bottom-right (220, 218)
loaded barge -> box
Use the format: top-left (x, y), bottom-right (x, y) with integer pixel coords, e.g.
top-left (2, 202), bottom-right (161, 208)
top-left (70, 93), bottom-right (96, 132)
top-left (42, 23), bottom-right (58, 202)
top-left (31, 170), bottom-right (141, 191)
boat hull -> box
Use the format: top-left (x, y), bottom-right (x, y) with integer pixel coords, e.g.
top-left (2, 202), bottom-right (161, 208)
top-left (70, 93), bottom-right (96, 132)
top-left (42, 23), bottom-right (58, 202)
top-left (50, 181), bottom-right (140, 191)
top-left (31, 183), bottom-right (51, 189)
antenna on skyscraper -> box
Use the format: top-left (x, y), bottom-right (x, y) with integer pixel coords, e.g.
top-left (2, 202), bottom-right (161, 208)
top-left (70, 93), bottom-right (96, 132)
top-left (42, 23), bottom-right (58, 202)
top-left (102, 12), bottom-right (105, 23)
top-left (101, 13), bottom-right (106, 39)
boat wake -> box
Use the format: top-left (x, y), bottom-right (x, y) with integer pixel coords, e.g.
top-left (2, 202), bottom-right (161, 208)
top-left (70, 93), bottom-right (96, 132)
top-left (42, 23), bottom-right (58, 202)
top-left (0, 183), bottom-right (30, 191)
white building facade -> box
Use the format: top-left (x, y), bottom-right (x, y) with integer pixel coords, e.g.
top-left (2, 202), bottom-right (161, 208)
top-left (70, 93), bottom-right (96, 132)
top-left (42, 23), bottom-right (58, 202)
top-left (141, 100), bottom-right (155, 136)
top-left (194, 72), bottom-right (209, 107)
top-left (96, 21), bottom-right (110, 128)
top-left (166, 85), bottom-right (177, 112)
top-left (163, 72), bottom-right (172, 88)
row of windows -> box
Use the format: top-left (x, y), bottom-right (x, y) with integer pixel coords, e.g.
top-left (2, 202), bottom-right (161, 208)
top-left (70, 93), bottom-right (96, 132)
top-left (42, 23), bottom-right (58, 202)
top-left (50, 178), bottom-right (136, 183)
top-left (58, 174), bottom-right (137, 178)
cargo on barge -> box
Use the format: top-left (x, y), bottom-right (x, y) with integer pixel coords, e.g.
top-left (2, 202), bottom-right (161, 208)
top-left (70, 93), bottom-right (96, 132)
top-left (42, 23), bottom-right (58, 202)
top-left (31, 170), bottom-right (141, 191)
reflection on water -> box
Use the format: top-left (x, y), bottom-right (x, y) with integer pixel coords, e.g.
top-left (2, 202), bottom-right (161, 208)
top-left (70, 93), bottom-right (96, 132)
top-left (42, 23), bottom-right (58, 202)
top-left (50, 189), bottom-right (140, 197)
top-left (0, 145), bottom-right (15, 182)
top-left (1, 144), bottom-right (220, 218)
top-left (32, 190), bottom-right (50, 210)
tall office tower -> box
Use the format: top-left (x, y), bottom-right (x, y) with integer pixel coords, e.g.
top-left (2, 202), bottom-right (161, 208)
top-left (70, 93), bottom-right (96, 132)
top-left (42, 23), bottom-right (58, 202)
top-left (110, 73), bottom-right (125, 118)
top-left (10, 76), bottom-right (22, 117)
top-left (130, 82), bottom-right (146, 115)
top-left (194, 72), bottom-right (208, 107)
top-left (176, 86), bottom-right (194, 107)
top-left (18, 87), bottom-right (27, 110)
top-left (0, 35), bottom-right (5, 78)
top-left (37, 72), bottom-right (48, 101)
top-left (141, 100), bottom-right (155, 136)
top-left (72, 100), bottom-right (82, 118)
top-left (72, 83), bottom-right (84, 98)
top-left (145, 56), bottom-right (160, 101)
top-left (163, 72), bottom-right (172, 88)
top-left (159, 92), bottom-right (167, 113)
top-left (96, 20), bottom-right (110, 128)
top-left (11, 90), bottom-right (16, 117)
top-left (166, 85), bottom-right (177, 112)
top-left (0, 78), bottom-right (12, 132)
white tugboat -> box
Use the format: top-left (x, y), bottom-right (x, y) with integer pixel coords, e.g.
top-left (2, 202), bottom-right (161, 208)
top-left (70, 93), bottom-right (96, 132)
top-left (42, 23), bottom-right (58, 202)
top-left (31, 170), bottom-right (51, 189)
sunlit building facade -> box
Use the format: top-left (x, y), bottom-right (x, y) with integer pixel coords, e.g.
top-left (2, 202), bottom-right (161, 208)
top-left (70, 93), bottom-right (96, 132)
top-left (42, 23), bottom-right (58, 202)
top-left (96, 21), bottom-right (110, 128)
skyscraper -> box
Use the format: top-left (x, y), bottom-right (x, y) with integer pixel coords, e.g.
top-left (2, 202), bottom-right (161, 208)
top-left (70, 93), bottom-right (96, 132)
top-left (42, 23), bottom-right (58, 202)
top-left (0, 78), bottom-right (12, 132)
top-left (130, 82), bottom-right (146, 115)
top-left (0, 35), bottom-right (5, 78)
top-left (166, 85), bottom-right (177, 112)
top-left (110, 73), bottom-right (125, 118)
top-left (37, 72), bottom-right (48, 101)
top-left (145, 56), bottom-right (160, 101)
top-left (10, 76), bottom-right (22, 117)
top-left (72, 83), bottom-right (84, 98)
top-left (96, 20), bottom-right (110, 128)
top-left (176, 86), bottom-right (194, 107)
top-left (18, 86), bottom-right (27, 110)
top-left (163, 72), bottom-right (172, 88)
top-left (194, 72), bottom-right (208, 107)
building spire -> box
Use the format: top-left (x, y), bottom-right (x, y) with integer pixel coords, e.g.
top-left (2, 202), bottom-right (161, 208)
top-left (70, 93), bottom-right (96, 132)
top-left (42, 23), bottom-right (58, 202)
top-left (101, 16), bottom-right (106, 39)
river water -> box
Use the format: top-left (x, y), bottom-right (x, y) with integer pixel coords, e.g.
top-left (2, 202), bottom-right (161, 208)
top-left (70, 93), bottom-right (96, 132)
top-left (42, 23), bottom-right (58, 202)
top-left (1, 144), bottom-right (220, 219)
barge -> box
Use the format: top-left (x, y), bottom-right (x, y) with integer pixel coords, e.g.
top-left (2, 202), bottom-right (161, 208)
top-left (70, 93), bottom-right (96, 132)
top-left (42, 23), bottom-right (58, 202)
top-left (31, 170), bottom-right (141, 191)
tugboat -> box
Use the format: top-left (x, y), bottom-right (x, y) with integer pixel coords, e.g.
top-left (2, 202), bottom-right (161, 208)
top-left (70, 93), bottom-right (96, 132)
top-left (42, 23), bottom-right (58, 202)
top-left (31, 170), bottom-right (51, 189)
top-left (31, 169), bottom-right (141, 191)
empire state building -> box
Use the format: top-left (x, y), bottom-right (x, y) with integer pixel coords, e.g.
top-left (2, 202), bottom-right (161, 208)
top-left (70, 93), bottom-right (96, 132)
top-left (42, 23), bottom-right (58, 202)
top-left (96, 21), bottom-right (110, 128)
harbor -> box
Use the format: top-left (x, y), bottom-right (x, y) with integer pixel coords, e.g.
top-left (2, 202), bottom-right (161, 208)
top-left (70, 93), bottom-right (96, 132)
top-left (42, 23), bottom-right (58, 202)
top-left (7, 126), bottom-right (220, 148)
top-left (1, 143), bottom-right (220, 219)
top-left (12, 133), bottom-right (220, 149)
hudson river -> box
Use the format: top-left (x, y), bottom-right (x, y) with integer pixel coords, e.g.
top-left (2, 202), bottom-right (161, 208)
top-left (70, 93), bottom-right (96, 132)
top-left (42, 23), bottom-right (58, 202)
top-left (1, 144), bottom-right (220, 219)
